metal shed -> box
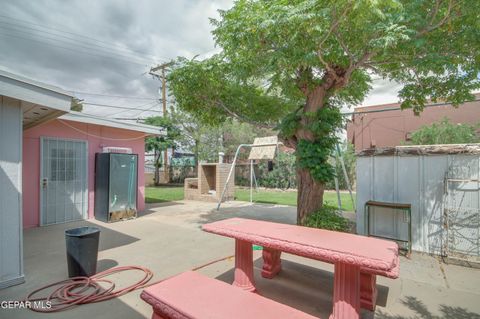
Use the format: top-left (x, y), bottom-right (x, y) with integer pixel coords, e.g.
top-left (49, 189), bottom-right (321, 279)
top-left (356, 144), bottom-right (480, 263)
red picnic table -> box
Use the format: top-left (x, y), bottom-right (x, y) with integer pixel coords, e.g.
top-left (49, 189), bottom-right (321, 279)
top-left (202, 217), bottom-right (399, 319)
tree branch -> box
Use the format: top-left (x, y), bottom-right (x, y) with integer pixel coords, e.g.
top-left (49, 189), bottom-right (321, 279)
top-left (215, 101), bottom-right (276, 129)
top-left (417, 0), bottom-right (458, 36)
top-left (429, 0), bottom-right (443, 25)
top-left (317, 52), bottom-right (341, 82)
top-left (318, 2), bottom-right (353, 48)
top-left (334, 29), bottom-right (354, 65)
top-left (295, 66), bottom-right (312, 96)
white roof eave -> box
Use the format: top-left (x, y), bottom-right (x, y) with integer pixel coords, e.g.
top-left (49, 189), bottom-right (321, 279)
top-left (0, 69), bottom-right (73, 112)
top-left (59, 111), bottom-right (164, 136)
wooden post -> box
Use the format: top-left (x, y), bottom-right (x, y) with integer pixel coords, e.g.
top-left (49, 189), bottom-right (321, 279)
top-left (150, 62), bottom-right (174, 183)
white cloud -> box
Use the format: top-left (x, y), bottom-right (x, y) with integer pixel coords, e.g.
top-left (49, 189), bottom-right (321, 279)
top-left (0, 0), bottom-right (404, 120)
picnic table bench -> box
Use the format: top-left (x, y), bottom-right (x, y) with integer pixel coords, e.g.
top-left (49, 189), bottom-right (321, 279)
top-left (141, 271), bottom-right (318, 319)
top-left (202, 217), bottom-right (399, 319)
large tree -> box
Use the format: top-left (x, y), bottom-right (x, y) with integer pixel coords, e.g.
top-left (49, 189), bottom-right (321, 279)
top-left (168, 0), bottom-right (480, 224)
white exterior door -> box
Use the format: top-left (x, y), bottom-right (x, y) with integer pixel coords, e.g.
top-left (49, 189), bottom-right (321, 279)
top-left (40, 137), bottom-right (88, 225)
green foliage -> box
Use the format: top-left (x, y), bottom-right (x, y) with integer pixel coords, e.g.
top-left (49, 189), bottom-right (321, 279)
top-left (409, 118), bottom-right (480, 145)
top-left (277, 109), bottom-right (301, 139)
top-left (258, 152), bottom-right (297, 189)
top-left (170, 107), bottom-right (272, 163)
top-left (144, 116), bottom-right (182, 184)
top-left (168, 0), bottom-right (480, 215)
top-left (296, 107), bottom-right (343, 183)
top-left (222, 120), bottom-right (275, 158)
top-left (325, 142), bottom-right (356, 190)
top-left (303, 204), bottom-right (350, 231)
top-left (70, 97), bottom-right (83, 112)
top-left (168, 56), bottom-right (296, 127)
top-left (144, 116), bottom-right (181, 156)
top-left (169, 0), bottom-right (480, 121)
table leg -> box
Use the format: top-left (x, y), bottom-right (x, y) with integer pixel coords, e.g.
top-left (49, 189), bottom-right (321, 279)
top-left (360, 272), bottom-right (377, 311)
top-left (329, 262), bottom-right (361, 319)
top-left (261, 248), bottom-right (282, 279)
top-left (233, 239), bottom-right (256, 292)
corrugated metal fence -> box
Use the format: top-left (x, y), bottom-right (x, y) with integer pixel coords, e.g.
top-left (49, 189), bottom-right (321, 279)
top-left (357, 150), bottom-right (479, 261)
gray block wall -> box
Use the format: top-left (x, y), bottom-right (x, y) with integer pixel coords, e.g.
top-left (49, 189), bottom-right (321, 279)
top-left (0, 96), bottom-right (24, 288)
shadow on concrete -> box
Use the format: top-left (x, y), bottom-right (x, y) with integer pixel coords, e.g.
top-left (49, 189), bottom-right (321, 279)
top-left (24, 220), bottom-right (140, 253)
top-left (97, 259), bottom-right (119, 272)
top-left (375, 296), bottom-right (480, 319)
top-left (214, 257), bottom-right (389, 319)
top-left (140, 201), bottom-right (184, 217)
top-left (197, 203), bottom-right (296, 226)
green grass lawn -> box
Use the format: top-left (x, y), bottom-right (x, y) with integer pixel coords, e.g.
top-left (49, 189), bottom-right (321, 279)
top-left (145, 186), bottom-right (355, 211)
top-left (235, 188), bottom-right (355, 211)
top-left (145, 186), bottom-right (184, 203)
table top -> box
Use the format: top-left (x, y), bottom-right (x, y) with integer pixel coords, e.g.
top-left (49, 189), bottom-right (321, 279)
top-left (202, 218), bottom-right (399, 278)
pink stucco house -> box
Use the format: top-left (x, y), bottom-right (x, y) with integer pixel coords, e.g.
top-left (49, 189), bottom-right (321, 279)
top-left (22, 111), bottom-right (161, 228)
top-left (0, 69), bottom-right (161, 288)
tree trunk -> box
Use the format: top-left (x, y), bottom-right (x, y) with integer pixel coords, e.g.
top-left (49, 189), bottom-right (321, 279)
top-left (294, 81), bottom-right (330, 224)
top-left (154, 151), bottom-right (161, 186)
top-left (296, 166), bottom-right (324, 225)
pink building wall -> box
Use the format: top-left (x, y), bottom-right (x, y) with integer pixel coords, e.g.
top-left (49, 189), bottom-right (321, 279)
top-left (347, 94), bottom-right (480, 152)
top-left (22, 119), bottom-right (146, 228)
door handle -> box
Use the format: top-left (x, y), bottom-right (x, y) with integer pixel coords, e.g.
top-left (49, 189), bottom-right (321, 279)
top-left (42, 178), bottom-right (48, 188)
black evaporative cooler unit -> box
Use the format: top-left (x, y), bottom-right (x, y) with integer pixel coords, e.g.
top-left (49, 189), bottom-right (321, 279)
top-left (94, 153), bottom-right (138, 222)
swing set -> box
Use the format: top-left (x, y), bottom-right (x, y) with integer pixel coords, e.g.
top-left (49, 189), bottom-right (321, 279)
top-left (217, 136), bottom-right (355, 211)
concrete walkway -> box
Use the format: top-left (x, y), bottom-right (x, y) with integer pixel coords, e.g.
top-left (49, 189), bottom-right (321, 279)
top-left (1, 200), bottom-right (479, 318)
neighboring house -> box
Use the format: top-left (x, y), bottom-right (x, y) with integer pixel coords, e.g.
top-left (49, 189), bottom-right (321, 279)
top-left (346, 93), bottom-right (480, 152)
top-left (0, 69), bottom-right (161, 289)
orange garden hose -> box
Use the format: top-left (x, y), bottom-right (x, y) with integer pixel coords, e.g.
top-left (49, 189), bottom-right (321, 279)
top-left (25, 255), bottom-right (234, 313)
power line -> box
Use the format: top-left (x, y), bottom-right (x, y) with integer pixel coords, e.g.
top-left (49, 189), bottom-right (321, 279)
top-left (83, 102), bottom-right (163, 112)
top-left (0, 31), bottom-right (151, 67)
top-left (0, 21), bottom-right (154, 64)
top-left (71, 91), bottom-right (159, 100)
top-left (0, 14), bottom-right (168, 62)
top-left (112, 101), bottom-right (161, 117)
top-left (0, 26), bottom-right (155, 66)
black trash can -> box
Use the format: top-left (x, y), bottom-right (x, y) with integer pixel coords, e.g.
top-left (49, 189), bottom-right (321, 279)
top-left (65, 226), bottom-right (100, 277)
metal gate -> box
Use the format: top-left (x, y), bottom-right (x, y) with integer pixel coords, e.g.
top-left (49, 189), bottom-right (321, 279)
top-left (40, 137), bottom-right (88, 225)
top-left (444, 177), bottom-right (480, 262)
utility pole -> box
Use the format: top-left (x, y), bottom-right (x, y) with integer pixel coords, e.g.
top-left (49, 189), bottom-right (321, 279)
top-left (150, 61), bottom-right (174, 184)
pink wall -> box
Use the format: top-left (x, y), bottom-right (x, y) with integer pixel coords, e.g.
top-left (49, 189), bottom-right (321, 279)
top-left (347, 94), bottom-right (480, 152)
top-left (22, 119), bottom-right (146, 228)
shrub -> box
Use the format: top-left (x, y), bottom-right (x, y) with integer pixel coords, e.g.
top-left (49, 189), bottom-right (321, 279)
top-left (408, 117), bottom-right (480, 145)
top-left (258, 152), bottom-right (297, 190)
top-left (303, 204), bottom-right (350, 232)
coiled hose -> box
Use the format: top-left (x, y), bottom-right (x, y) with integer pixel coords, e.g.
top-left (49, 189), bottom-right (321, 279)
top-left (25, 255), bottom-right (234, 313)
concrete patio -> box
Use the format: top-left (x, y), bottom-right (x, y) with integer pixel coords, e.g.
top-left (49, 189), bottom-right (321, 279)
top-left (1, 200), bottom-right (479, 319)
